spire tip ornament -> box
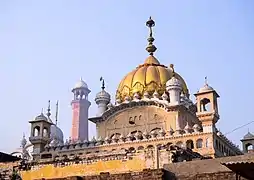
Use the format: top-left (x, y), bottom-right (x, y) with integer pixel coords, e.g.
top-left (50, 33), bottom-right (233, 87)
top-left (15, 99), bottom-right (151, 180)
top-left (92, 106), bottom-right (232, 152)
top-left (205, 76), bottom-right (208, 85)
top-left (170, 64), bottom-right (175, 77)
top-left (100, 77), bottom-right (105, 90)
top-left (46, 100), bottom-right (51, 118)
top-left (146, 16), bottom-right (157, 55)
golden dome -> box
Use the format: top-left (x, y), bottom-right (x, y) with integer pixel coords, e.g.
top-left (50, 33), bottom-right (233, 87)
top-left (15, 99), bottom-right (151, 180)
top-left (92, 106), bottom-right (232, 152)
top-left (116, 55), bottom-right (189, 101)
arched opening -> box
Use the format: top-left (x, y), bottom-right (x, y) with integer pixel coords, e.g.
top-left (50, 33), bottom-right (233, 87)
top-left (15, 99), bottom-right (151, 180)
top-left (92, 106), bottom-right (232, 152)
top-left (150, 127), bottom-right (161, 134)
top-left (147, 145), bottom-right (154, 149)
top-left (129, 147), bottom-right (135, 153)
top-left (33, 126), bottom-right (40, 136)
top-left (196, 139), bottom-right (203, 149)
top-left (186, 140), bottom-right (194, 149)
top-left (200, 98), bottom-right (211, 112)
top-left (131, 130), bottom-right (143, 140)
top-left (246, 143), bottom-right (254, 152)
top-left (43, 128), bottom-right (48, 137)
top-left (176, 141), bottom-right (183, 148)
top-left (137, 146), bottom-right (144, 151)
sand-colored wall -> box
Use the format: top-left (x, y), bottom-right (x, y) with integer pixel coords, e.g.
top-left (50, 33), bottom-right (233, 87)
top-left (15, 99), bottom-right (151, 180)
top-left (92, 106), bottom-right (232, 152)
top-left (20, 157), bottom-right (146, 180)
top-left (97, 106), bottom-right (177, 138)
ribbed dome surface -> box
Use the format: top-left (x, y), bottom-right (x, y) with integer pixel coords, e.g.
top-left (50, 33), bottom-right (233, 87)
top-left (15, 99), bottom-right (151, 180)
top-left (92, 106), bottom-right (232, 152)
top-left (116, 55), bottom-right (189, 101)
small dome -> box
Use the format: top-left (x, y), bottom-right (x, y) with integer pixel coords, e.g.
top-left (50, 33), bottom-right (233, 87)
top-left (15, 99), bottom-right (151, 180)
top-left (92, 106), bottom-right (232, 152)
top-left (199, 83), bottom-right (214, 93)
top-left (50, 124), bottom-right (64, 143)
top-left (199, 84), bottom-right (213, 93)
top-left (243, 132), bottom-right (254, 140)
top-left (34, 113), bottom-right (48, 121)
top-left (74, 78), bottom-right (88, 89)
top-left (95, 89), bottom-right (111, 104)
top-left (166, 76), bottom-right (182, 87)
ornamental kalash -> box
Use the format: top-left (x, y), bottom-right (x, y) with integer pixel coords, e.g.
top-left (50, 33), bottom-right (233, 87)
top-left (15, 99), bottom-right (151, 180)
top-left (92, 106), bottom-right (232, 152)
top-left (10, 17), bottom-right (243, 179)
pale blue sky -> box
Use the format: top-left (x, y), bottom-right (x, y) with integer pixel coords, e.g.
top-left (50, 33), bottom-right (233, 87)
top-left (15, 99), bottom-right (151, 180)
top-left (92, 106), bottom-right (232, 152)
top-left (0, 0), bottom-right (254, 153)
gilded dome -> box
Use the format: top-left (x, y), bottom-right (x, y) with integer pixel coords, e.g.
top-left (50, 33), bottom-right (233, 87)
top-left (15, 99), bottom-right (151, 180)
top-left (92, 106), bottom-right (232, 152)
top-left (116, 55), bottom-right (189, 101)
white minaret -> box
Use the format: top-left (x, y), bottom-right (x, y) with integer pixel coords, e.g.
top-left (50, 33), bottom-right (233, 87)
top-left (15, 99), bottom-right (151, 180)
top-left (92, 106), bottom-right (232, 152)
top-left (71, 78), bottom-right (91, 141)
top-left (95, 77), bottom-right (111, 117)
top-left (166, 64), bottom-right (182, 105)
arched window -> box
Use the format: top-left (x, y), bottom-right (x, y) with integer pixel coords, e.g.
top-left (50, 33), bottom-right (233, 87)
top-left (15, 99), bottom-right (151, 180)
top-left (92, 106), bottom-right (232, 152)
top-left (43, 128), bottom-right (48, 137)
top-left (186, 140), bottom-right (194, 149)
top-left (33, 126), bottom-right (40, 136)
top-left (246, 143), bottom-right (254, 152)
top-left (176, 141), bottom-right (183, 148)
top-left (196, 139), bottom-right (203, 149)
top-left (200, 98), bottom-right (211, 112)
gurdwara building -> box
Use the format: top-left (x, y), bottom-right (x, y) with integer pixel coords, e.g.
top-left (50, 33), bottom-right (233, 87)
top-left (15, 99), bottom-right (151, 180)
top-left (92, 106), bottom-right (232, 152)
top-left (3, 17), bottom-right (252, 180)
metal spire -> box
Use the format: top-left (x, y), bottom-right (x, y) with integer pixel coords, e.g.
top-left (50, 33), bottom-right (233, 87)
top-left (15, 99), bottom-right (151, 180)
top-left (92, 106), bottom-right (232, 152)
top-left (46, 100), bottom-right (51, 118)
top-left (55, 100), bottom-right (59, 125)
top-left (100, 77), bottom-right (105, 90)
top-left (146, 16), bottom-right (157, 55)
top-left (170, 64), bottom-right (175, 77)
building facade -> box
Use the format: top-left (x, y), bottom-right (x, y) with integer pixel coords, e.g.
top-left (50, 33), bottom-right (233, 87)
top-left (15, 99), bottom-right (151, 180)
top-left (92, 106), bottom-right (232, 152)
top-left (5, 17), bottom-right (252, 180)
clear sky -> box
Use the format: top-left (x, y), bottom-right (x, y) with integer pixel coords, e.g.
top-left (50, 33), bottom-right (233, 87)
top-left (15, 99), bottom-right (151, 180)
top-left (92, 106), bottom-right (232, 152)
top-left (0, 0), bottom-right (254, 153)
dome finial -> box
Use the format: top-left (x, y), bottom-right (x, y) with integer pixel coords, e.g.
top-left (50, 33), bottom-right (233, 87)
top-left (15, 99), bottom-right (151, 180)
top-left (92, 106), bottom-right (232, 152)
top-left (46, 100), bottom-right (51, 118)
top-left (170, 64), bottom-right (175, 77)
top-left (146, 16), bottom-right (157, 55)
top-left (100, 77), bottom-right (105, 90)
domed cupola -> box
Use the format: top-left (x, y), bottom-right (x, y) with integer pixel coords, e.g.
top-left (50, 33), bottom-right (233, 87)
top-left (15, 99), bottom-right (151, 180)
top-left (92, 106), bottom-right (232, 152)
top-left (72, 78), bottom-right (91, 100)
top-left (198, 77), bottom-right (214, 93)
top-left (243, 132), bottom-right (254, 140)
top-left (166, 66), bottom-right (183, 105)
top-left (34, 112), bottom-right (48, 122)
top-left (74, 78), bottom-right (88, 89)
top-left (166, 68), bottom-right (182, 88)
top-left (115, 17), bottom-right (189, 102)
top-left (95, 77), bottom-right (111, 116)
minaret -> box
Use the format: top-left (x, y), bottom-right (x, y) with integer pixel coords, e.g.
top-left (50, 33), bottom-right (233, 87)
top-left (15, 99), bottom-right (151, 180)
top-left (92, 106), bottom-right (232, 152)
top-left (71, 78), bottom-right (91, 141)
top-left (166, 64), bottom-right (182, 105)
top-left (194, 77), bottom-right (220, 132)
top-left (29, 111), bottom-right (52, 160)
top-left (95, 77), bottom-right (111, 116)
